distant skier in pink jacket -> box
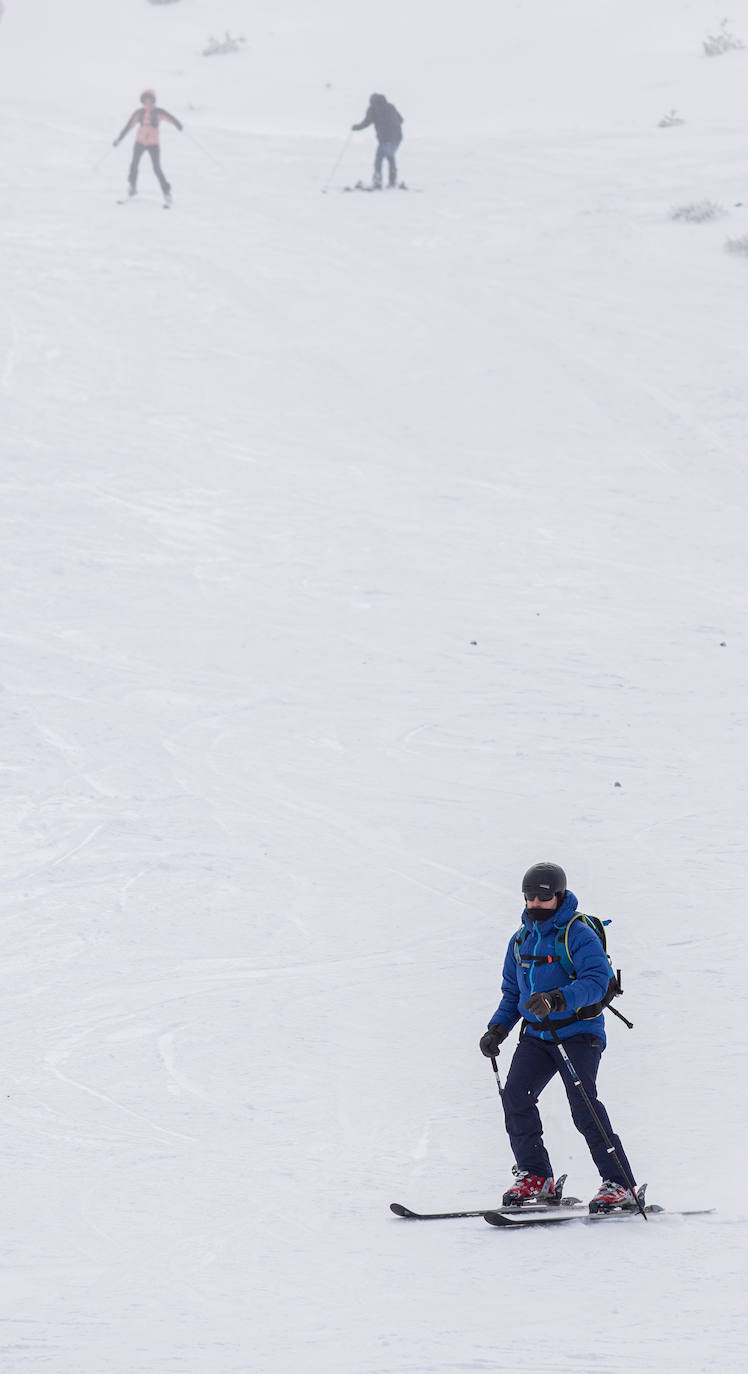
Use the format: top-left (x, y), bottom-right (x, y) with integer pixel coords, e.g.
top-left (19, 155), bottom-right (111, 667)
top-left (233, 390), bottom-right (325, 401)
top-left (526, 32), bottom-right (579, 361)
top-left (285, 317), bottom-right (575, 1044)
top-left (113, 89), bottom-right (182, 201)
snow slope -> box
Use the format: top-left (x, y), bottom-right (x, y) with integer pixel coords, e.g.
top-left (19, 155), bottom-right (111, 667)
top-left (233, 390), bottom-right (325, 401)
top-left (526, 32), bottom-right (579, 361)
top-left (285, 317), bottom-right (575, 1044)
top-left (2, 1), bottom-right (748, 1370)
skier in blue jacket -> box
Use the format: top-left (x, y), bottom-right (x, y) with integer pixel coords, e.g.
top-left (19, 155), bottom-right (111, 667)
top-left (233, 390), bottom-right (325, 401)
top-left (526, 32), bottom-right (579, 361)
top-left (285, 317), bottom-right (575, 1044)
top-left (479, 861), bottom-right (637, 1211)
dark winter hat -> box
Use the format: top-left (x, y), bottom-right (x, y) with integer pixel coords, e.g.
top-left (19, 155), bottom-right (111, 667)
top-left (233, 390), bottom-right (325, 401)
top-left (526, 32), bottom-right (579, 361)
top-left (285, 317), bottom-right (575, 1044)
top-left (140, 88), bottom-right (157, 102)
top-left (522, 861), bottom-right (567, 902)
top-left (370, 93), bottom-right (386, 104)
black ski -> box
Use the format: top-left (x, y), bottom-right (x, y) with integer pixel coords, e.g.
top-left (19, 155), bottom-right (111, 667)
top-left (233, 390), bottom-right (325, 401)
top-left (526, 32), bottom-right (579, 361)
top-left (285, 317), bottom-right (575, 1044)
top-left (391, 1200), bottom-right (585, 1221)
top-left (116, 197), bottom-right (172, 209)
top-left (485, 1205), bottom-right (714, 1228)
top-left (343, 181), bottom-right (416, 193)
top-left (391, 1174), bottom-right (582, 1220)
top-left (392, 1203), bottom-right (493, 1220)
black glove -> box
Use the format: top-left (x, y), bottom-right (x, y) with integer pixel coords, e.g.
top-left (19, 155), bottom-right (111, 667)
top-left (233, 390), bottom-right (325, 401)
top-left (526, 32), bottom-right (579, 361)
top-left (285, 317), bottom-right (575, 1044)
top-left (479, 1024), bottom-right (508, 1057)
top-left (112, 138), bottom-right (120, 147)
top-left (524, 989), bottom-right (566, 1019)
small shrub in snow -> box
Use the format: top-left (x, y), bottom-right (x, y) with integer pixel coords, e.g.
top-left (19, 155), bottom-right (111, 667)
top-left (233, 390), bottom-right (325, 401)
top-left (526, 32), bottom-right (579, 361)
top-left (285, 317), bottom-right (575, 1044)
top-left (670, 200), bottom-right (725, 223)
top-left (703, 19), bottom-right (745, 55)
top-left (658, 109), bottom-right (684, 127)
top-left (203, 31), bottom-right (246, 56)
top-left (725, 234), bottom-right (748, 255)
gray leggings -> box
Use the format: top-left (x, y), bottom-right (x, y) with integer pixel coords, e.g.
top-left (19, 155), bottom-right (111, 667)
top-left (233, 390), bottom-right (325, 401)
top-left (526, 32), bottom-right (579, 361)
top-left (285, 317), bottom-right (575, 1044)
top-left (129, 143), bottom-right (171, 195)
top-left (374, 139), bottom-right (401, 183)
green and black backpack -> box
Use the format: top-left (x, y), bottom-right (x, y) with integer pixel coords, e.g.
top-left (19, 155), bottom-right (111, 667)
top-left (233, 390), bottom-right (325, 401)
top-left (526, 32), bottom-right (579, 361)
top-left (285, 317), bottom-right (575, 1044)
top-left (513, 912), bottom-right (633, 1030)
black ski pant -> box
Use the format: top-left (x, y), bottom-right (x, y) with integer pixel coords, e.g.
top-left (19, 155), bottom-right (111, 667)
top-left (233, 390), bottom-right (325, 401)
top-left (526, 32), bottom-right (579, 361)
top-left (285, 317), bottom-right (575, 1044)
top-left (128, 143), bottom-right (171, 195)
top-left (501, 1032), bottom-right (636, 1187)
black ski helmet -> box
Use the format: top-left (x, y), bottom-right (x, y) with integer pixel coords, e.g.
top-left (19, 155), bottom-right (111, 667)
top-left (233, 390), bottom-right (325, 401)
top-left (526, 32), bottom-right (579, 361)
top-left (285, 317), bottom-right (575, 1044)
top-left (521, 861), bottom-right (567, 902)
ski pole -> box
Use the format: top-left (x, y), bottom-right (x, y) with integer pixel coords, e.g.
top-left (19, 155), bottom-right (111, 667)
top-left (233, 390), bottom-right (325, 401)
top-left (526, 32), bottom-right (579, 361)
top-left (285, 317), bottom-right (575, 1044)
top-left (542, 1019), bottom-right (647, 1220)
top-left (182, 129), bottom-right (223, 169)
top-left (321, 130), bottom-right (352, 193)
top-left (490, 1055), bottom-right (503, 1100)
top-left (92, 144), bottom-right (115, 173)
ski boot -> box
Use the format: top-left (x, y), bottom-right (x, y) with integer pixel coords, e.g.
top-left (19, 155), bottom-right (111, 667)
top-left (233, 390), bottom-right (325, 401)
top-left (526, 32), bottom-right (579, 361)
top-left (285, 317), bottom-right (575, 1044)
top-left (502, 1167), bottom-right (556, 1208)
top-left (588, 1180), bottom-right (636, 1213)
top-left (372, 171), bottom-right (382, 190)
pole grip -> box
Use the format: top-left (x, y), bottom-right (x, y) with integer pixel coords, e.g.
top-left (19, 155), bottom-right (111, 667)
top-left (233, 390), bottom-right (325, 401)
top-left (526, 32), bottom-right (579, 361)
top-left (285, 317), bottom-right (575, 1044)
top-left (490, 1055), bottom-right (503, 1099)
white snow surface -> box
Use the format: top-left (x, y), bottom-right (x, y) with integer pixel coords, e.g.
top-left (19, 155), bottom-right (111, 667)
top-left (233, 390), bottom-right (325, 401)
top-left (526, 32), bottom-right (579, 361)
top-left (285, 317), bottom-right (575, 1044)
top-left (2, 0), bottom-right (748, 1369)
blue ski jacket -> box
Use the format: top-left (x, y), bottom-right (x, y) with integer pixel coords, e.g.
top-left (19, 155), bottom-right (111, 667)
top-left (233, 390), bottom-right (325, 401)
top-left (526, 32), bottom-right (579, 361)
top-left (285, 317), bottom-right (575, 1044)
top-left (487, 891), bottom-right (610, 1047)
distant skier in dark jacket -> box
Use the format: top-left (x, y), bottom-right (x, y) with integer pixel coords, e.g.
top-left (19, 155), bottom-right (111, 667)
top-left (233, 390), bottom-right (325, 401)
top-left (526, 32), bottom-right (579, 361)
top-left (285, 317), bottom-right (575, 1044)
top-left (113, 89), bottom-right (182, 202)
top-left (351, 93), bottom-right (403, 188)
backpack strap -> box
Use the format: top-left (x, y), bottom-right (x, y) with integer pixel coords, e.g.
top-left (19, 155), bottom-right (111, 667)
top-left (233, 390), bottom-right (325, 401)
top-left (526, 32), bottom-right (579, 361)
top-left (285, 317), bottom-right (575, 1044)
top-left (513, 926), bottom-right (561, 967)
top-left (520, 912), bottom-right (626, 1032)
top-left (555, 913), bottom-right (578, 978)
